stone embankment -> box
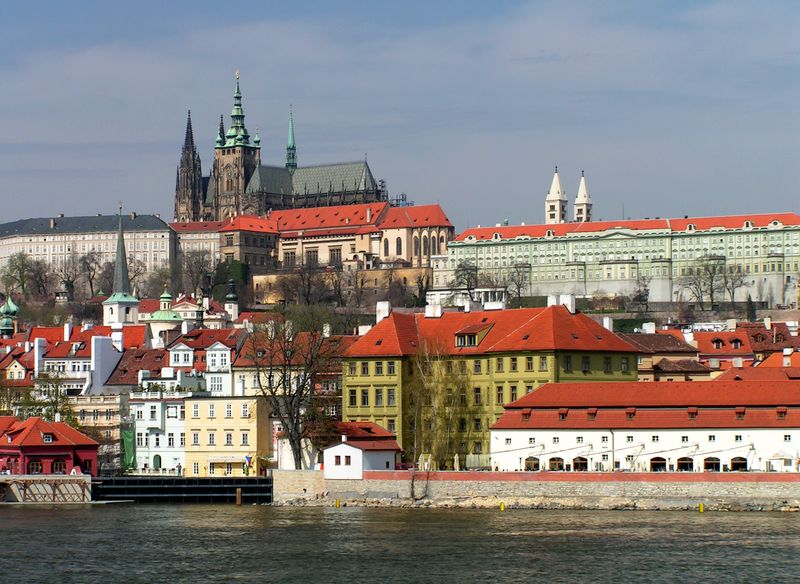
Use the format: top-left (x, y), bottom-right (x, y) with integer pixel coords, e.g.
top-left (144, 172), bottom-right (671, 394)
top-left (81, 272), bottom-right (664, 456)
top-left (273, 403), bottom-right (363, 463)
top-left (272, 470), bottom-right (800, 512)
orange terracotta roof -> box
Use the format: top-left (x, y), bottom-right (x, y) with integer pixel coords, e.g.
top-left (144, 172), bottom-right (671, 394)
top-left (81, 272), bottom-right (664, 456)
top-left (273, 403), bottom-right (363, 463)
top-left (169, 220), bottom-right (227, 232)
top-left (456, 212), bottom-right (800, 242)
top-left (106, 348), bottom-right (169, 386)
top-left (219, 215), bottom-right (279, 233)
top-left (378, 205), bottom-right (453, 229)
top-left (693, 331), bottom-right (753, 356)
top-left (345, 306), bottom-right (640, 357)
top-left (760, 352), bottom-right (800, 367)
top-left (169, 328), bottom-right (245, 350)
top-left (335, 421), bottom-right (395, 439)
top-left (271, 202), bottom-right (387, 234)
top-left (1, 416), bottom-right (98, 447)
top-left (27, 326), bottom-right (67, 343)
top-left (716, 367), bottom-right (800, 381)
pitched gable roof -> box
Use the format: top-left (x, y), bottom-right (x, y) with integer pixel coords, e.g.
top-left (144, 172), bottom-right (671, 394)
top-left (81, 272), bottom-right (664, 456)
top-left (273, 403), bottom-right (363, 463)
top-left (618, 333), bottom-right (698, 354)
top-left (1, 417), bottom-right (98, 447)
top-left (379, 205), bottom-right (453, 229)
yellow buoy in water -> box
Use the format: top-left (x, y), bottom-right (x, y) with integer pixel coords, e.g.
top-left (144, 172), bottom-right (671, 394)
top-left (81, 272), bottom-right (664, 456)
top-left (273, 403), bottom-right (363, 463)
top-left (500, 502), bottom-right (506, 512)
top-left (335, 499), bottom-right (341, 508)
top-left (698, 503), bottom-right (704, 513)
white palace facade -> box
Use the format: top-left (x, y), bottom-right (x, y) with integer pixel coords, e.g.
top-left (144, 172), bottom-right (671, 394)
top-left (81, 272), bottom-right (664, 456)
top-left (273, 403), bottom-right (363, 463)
top-left (431, 169), bottom-right (800, 307)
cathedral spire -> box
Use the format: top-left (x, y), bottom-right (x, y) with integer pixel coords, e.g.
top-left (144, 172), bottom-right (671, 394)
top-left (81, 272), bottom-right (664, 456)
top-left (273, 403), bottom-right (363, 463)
top-left (286, 105), bottom-right (297, 172)
top-left (183, 110), bottom-right (195, 149)
top-left (225, 70), bottom-right (253, 147)
top-left (573, 170), bottom-right (592, 223)
top-left (216, 115), bottom-right (225, 148)
top-left (112, 208), bottom-right (131, 296)
top-left (545, 166), bottom-right (567, 225)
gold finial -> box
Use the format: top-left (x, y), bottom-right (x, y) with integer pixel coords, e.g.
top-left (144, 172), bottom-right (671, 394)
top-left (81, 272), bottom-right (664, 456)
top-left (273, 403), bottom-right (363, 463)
top-left (235, 69), bottom-right (240, 80)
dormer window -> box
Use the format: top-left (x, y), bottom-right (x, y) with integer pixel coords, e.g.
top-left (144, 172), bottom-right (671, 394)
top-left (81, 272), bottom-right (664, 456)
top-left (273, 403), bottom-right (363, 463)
top-left (731, 339), bottom-right (742, 349)
top-left (626, 407), bottom-right (636, 420)
top-left (492, 233), bottom-right (501, 241)
top-left (545, 229), bottom-right (555, 238)
top-left (712, 338), bottom-right (724, 350)
top-left (686, 224), bottom-right (696, 232)
top-left (744, 220), bottom-right (753, 229)
top-left (456, 334), bottom-right (477, 348)
top-left (42, 434), bottom-right (54, 443)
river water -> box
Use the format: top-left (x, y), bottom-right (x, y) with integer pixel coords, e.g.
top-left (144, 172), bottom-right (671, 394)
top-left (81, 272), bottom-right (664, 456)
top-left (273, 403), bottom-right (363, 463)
top-left (0, 505), bottom-right (798, 583)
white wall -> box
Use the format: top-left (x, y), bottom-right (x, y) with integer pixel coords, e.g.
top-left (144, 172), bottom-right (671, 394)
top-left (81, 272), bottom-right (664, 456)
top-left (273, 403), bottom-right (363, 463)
top-left (323, 443), bottom-right (363, 479)
top-left (490, 427), bottom-right (800, 473)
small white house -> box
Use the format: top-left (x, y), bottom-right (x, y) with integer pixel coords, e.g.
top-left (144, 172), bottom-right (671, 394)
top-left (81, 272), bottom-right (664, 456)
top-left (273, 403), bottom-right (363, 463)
top-left (323, 435), bottom-right (401, 480)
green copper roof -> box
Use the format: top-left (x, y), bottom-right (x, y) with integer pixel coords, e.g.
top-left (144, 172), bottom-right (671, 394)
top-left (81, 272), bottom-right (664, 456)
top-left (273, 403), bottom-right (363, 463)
top-left (0, 296), bottom-right (16, 317)
top-left (286, 107), bottom-right (297, 171)
top-left (103, 291), bottom-right (139, 306)
top-left (160, 288), bottom-right (172, 302)
top-left (150, 309), bottom-right (183, 322)
top-left (220, 74), bottom-right (257, 149)
top-left (102, 212), bottom-right (138, 306)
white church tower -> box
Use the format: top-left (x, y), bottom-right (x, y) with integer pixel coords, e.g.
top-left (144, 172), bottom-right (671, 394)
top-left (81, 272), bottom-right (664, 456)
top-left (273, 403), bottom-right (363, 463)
top-left (545, 166), bottom-right (567, 225)
top-left (573, 170), bottom-right (592, 223)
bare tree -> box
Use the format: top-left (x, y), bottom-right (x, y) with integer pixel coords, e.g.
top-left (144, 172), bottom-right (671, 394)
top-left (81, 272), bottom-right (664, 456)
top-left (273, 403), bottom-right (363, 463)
top-left (244, 305), bottom-right (344, 469)
top-left (1, 252), bottom-right (31, 295)
top-left (97, 262), bottom-right (115, 296)
top-left (677, 256), bottom-right (725, 310)
top-left (345, 267), bottom-right (368, 307)
top-left (140, 267), bottom-right (171, 299)
top-left (506, 265), bottom-right (530, 307)
top-left (182, 250), bottom-right (212, 294)
top-left (453, 260), bottom-right (479, 302)
top-left (721, 264), bottom-right (747, 311)
top-left (28, 260), bottom-right (55, 299)
top-left (278, 265), bottom-right (330, 305)
top-left (53, 254), bottom-right (82, 301)
top-left (80, 251), bottom-right (103, 297)
top-left (128, 258), bottom-right (147, 293)
top-left (630, 271), bottom-right (652, 313)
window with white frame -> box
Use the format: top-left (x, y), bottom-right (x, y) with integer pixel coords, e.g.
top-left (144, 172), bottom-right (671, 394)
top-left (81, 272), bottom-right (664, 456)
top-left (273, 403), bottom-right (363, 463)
top-left (226, 403), bottom-right (232, 418)
top-left (242, 402), bottom-right (249, 417)
top-left (242, 432), bottom-right (249, 446)
top-left (192, 432), bottom-right (199, 445)
top-left (209, 376), bottom-right (223, 392)
top-left (208, 404), bottom-right (215, 418)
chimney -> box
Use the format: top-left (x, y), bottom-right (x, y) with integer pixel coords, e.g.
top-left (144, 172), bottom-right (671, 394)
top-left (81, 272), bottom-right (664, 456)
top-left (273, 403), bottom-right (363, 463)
top-left (322, 323), bottom-right (332, 338)
top-left (33, 338), bottom-right (47, 377)
top-left (376, 301), bottom-right (391, 324)
top-left (341, 435), bottom-right (347, 442)
top-left (559, 294), bottom-right (576, 313)
top-left (764, 316), bottom-right (772, 330)
top-left (642, 322), bottom-right (656, 334)
top-left (130, 212), bottom-right (137, 220)
top-left (424, 303), bottom-right (443, 318)
top-left (111, 324), bottom-right (124, 352)
top-left (366, 207), bottom-right (372, 222)
top-left (547, 295), bottom-right (558, 307)
top-left (24, 341), bottom-right (31, 352)
top-left (58, 213), bottom-right (64, 218)
top-left (63, 322), bottom-right (73, 341)
top-left (783, 347), bottom-right (793, 367)
top-left (602, 317), bottom-right (614, 332)
top-left (49, 218), bottom-right (56, 229)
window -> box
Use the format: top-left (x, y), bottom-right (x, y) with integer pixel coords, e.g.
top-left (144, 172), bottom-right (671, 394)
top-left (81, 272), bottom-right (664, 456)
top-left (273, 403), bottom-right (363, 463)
top-left (375, 388), bottom-right (384, 407)
top-left (192, 432), bottom-right (199, 446)
top-left (735, 435), bottom-right (742, 442)
top-left (150, 405), bottom-right (157, 420)
top-left (576, 436), bottom-right (584, 444)
top-left (154, 434), bottom-right (161, 447)
top-left (192, 404), bottom-right (199, 418)
top-left (539, 357), bottom-right (548, 371)
top-left (345, 456), bottom-right (351, 466)
top-left (473, 360), bottom-right (482, 374)
top-left (601, 436), bottom-right (608, 443)
top-left (651, 435), bottom-right (659, 443)
top-left (349, 389), bottom-right (357, 407)
top-left (621, 357), bottom-right (629, 372)
top-left (375, 361), bottom-right (384, 375)
top-left (136, 408), bottom-right (143, 420)
top-left (242, 403), bottom-right (249, 417)
top-left (168, 433), bottom-right (175, 447)
top-left (136, 433), bottom-right (143, 447)
top-left (348, 362), bottom-right (356, 376)
top-left (528, 437), bottom-right (536, 445)
top-left (603, 357), bottom-right (612, 373)
top-left (496, 357), bottom-right (504, 372)
top-left (626, 435), bottom-right (634, 443)
top-left (361, 389), bottom-right (369, 407)
top-left (387, 361), bottom-right (396, 375)
top-left (496, 386), bottom-right (504, 404)
top-left (330, 247), bottom-right (342, 265)
top-left (510, 357), bottom-right (518, 372)
top-left (388, 419), bottom-right (396, 433)
top-left (552, 437), bottom-right (559, 444)
top-left (581, 356), bottom-right (591, 371)
top-left (209, 376), bottom-right (223, 392)
top-left (241, 432), bottom-right (249, 446)
top-left (208, 432), bottom-right (216, 445)
top-left (473, 418), bottom-right (481, 431)
top-left (387, 388), bottom-right (396, 406)
top-left (526, 356), bottom-right (534, 371)
top-left (226, 433), bottom-right (233, 446)
top-left (335, 455), bottom-right (341, 466)
top-left (510, 386), bottom-right (518, 401)
top-left (505, 438), bottom-right (512, 445)
top-left (193, 462), bottom-right (199, 475)
top-left (563, 355), bottom-right (572, 372)
top-left (208, 404), bottom-right (215, 418)
top-left (180, 433), bottom-right (185, 447)
top-left (681, 435), bottom-right (689, 443)
top-left (226, 404), bottom-right (232, 418)
top-left (708, 435), bottom-right (716, 442)
top-left (361, 362), bottom-right (369, 375)
top-left (602, 454), bottom-right (609, 462)
top-left (473, 388), bottom-right (482, 405)
top-left (473, 442), bottom-right (482, 454)
top-left (785, 435), bottom-right (792, 443)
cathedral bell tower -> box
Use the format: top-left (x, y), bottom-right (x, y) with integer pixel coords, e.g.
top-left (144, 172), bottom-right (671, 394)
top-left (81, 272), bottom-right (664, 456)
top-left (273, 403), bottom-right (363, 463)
top-left (174, 110), bottom-right (203, 222)
top-left (213, 71), bottom-right (261, 220)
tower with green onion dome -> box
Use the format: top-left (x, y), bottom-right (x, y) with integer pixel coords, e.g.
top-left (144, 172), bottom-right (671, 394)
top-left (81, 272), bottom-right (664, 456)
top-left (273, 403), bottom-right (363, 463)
top-left (0, 294), bottom-right (18, 338)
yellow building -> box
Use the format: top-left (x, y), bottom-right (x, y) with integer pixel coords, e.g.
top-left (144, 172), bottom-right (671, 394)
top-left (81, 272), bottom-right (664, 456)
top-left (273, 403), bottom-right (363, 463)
top-left (184, 395), bottom-right (269, 477)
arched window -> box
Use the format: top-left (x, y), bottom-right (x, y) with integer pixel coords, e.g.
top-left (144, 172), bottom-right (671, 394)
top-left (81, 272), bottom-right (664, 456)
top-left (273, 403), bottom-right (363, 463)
top-left (548, 457), bottom-right (564, 471)
top-left (677, 457), bottom-right (694, 472)
top-left (413, 236), bottom-right (420, 257)
top-left (396, 237), bottom-right (403, 256)
top-left (153, 454), bottom-right (162, 470)
top-left (422, 236), bottom-right (429, 256)
top-left (383, 238), bottom-right (389, 257)
top-left (730, 457), bottom-right (748, 472)
top-left (524, 456), bottom-right (540, 471)
top-left (650, 457), bottom-right (667, 472)
top-left (703, 457), bottom-right (720, 472)
top-left (572, 456), bottom-right (588, 471)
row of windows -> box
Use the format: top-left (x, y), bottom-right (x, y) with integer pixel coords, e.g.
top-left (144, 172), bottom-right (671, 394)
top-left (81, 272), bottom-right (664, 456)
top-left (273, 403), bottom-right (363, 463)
top-left (349, 387), bottom-right (397, 408)
top-left (189, 431), bottom-right (250, 446)
top-left (192, 462), bottom-right (249, 476)
top-left (190, 402), bottom-right (250, 419)
top-left (136, 432), bottom-right (186, 448)
top-left (515, 434), bottom-right (793, 445)
top-left (348, 361), bottom-right (397, 376)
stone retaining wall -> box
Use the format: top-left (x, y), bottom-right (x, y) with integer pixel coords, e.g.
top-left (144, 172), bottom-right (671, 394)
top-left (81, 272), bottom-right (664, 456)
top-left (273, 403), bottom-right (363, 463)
top-left (323, 471), bottom-right (800, 511)
top-left (272, 469), bottom-right (324, 501)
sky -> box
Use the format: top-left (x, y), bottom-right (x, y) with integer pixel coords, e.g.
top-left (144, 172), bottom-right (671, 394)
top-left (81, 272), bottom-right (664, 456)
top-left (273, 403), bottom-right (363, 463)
top-left (0, 0), bottom-right (797, 231)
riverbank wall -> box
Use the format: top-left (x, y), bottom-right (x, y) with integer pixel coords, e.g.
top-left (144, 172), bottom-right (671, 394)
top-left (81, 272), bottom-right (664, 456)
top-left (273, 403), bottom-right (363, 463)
top-left (313, 471), bottom-right (800, 511)
top-left (1, 475), bottom-right (92, 503)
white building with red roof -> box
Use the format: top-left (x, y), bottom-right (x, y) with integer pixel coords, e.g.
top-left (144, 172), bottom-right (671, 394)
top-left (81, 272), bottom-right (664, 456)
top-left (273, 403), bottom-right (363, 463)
top-left (437, 211), bottom-right (800, 307)
top-left (323, 421), bottom-right (402, 479)
top-left (491, 380), bottom-right (800, 473)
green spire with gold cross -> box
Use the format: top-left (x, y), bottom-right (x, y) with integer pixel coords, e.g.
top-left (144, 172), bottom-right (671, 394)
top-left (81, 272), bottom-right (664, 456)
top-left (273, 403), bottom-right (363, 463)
top-left (223, 69), bottom-right (256, 148)
top-left (286, 105), bottom-right (297, 172)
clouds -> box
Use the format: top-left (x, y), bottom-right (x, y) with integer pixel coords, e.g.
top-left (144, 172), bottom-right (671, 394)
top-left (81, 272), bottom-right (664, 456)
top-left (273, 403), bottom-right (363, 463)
top-left (0, 1), bottom-right (796, 228)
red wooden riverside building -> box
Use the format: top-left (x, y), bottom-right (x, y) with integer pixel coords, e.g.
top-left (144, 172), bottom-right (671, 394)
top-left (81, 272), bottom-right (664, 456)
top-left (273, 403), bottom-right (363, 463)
top-left (0, 416), bottom-right (99, 476)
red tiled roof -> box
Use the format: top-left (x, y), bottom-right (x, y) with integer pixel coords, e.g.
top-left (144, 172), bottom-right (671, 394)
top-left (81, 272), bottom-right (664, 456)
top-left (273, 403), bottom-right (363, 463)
top-left (652, 358), bottom-right (710, 373)
top-left (236, 311), bottom-right (284, 325)
top-left (169, 328), bottom-right (244, 350)
top-left (344, 439), bottom-right (402, 451)
top-left (105, 348), bottom-right (169, 386)
top-left (1, 417), bottom-right (98, 447)
top-left (716, 367), bottom-right (800, 381)
top-left (219, 215), bottom-right (279, 233)
top-left (618, 333), bottom-right (697, 354)
top-left (346, 306), bottom-right (639, 358)
top-left (760, 352), bottom-right (800, 368)
top-left (736, 323), bottom-right (800, 352)
top-left (335, 421), bottom-right (395, 439)
top-left (455, 212), bottom-right (800, 242)
top-left (378, 205), bottom-right (453, 229)
top-left (694, 331), bottom-right (752, 357)
top-left (234, 334), bottom-right (355, 367)
top-left (271, 202), bottom-right (388, 236)
top-left (43, 325), bottom-right (146, 358)
top-left (27, 326), bottom-right (67, 343)
top-left (169, 220), bottom-right (227, 232)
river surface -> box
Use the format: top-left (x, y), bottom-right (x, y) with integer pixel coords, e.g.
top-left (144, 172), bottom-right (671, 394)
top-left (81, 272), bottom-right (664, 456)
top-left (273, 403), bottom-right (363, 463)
top-left (0, 505), bottom-right (798, 583)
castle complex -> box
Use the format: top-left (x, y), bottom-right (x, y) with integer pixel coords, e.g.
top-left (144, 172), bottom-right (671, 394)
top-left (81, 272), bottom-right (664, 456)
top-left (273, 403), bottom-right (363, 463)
top-left (174, 74), bottom-right (385, 222)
